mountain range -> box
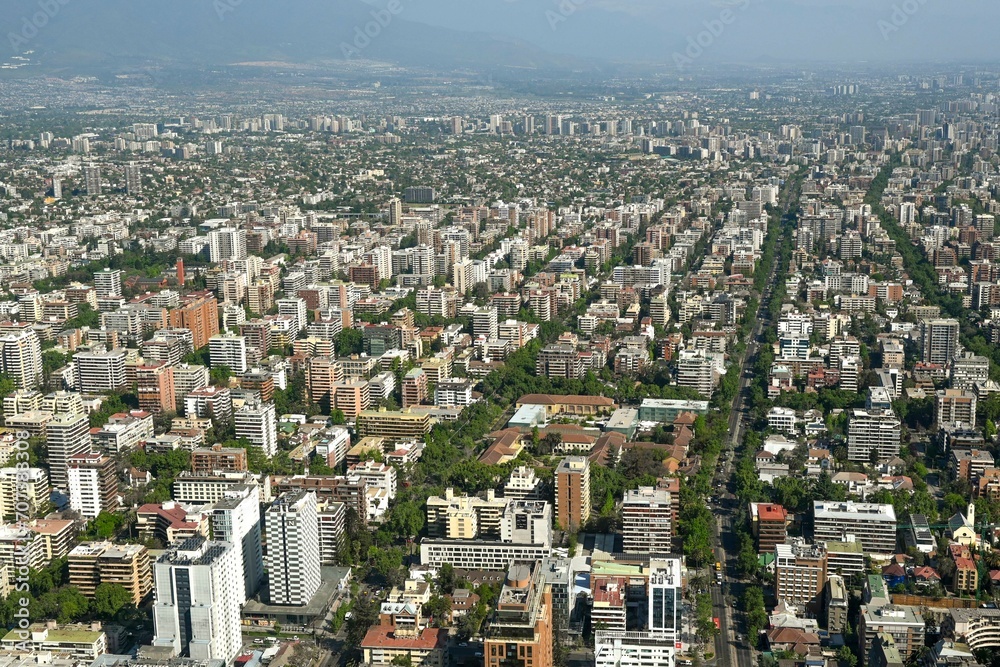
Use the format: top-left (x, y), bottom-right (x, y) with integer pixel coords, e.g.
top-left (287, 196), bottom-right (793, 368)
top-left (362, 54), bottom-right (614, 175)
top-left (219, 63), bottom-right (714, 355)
top-left (1, 0), bottom-right (591, 74)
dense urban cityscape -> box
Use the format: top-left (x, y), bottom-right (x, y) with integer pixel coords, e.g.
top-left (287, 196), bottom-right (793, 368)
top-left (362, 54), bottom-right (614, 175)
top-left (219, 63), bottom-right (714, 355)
top-left (1, 10), bottom-right (1000, 667)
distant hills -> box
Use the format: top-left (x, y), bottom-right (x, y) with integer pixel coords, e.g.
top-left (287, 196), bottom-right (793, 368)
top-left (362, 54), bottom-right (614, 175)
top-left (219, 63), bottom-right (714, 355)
top-left (0, 0), bottom-right (590, 75)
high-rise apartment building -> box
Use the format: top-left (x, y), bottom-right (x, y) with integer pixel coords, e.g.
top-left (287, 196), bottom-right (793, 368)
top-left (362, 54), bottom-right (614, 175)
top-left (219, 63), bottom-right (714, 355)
top-left (676, 349), bottom-right (716, 398)
top-left (84, 164), bottom-right (101, 196)
top-left (536, 344), bottom-right (584, 380)
top-left (210, 484), bottom-right (263, 602)
top-left (483, 562), bottom-right (553, 667)
top-left (67, 452), bottom-right (118, 519)
top-left (936, 388), bottom-right (978, 427)
top-left (555, 457), bottom-right (591, 532)
top-left (94, 269), bottom-right (122, 298)
top-left (169, 292), bottom-right (221, 350)
top-left (46, 413), bottom-right (92, 490)
top-left (136, 362), bottom-right (176, 414)
top-left (152, 536), bottom-right (244, 663)
top-left (172, 364), bottom-right (209, 406)
top-left (68, 542), bottom-right (152, 605)
top-left (775, 539), bottom-right (828, 611)
top-left (921, 318), bottom-right (960, 366)
top-left (74, 347), bottom-right (128, 393)
top-left (125, 162), bottom-right (142, 195)
top-left (401, 368), bottom-right (428, 408)
top-left (595, 558), bottom-right (682, 667)
top-left (277, 297), bottom-right (308, 333)
top-left (209, 227), bottom-right (248, 263)
top-left (265, 490), bottom-right (321, 606)
top-left (473, 306), bottom-right (499, 341)
top-left (208, 333), bottom-right (248, 375)
top-left (234, 399), bottom-right (277, 458)
top-left (0, 326), bottom-right (43, 389)
top-left (951, 352), bottom-right (990, 390)
top-left (847, 408), bottom-right (901, 462)
top-left (621, 487), bottom-right (672, 554)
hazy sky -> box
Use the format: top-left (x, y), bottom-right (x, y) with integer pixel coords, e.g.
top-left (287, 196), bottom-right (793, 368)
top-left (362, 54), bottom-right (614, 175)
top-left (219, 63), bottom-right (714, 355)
top-left (367, 0), bottom-right (1000, 65)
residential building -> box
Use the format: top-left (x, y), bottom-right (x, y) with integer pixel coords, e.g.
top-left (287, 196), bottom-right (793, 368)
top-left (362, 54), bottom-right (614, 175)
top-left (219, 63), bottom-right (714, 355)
top-left (67, 453), bottom-right (118, 518)
top-left (621, 487), bottom-right (672, 554)
top-left (0, 326), bottom-right (42, 390)
top-left (210, 484), bottom-right (263, 602)
top-left (750, 503), bottom-right (789, 554)
top-left (921, 318), bottom-right (960, 366)
top-left (813, 501), bottom-right (897, 555)
top-left (74, 347), bottom-right (127, 393)
top-left (0, 467), bottom-right (49, 520)
top-left (136, 362), bottom-right (176, 414)
top-left (94, 269), bottom-right (122, 298)
top-left (234, 399), bottom-right (277, 458)
top-left (401, 368), bottom-right (428, 408)
top-left (483, 562), bottom-right (553, 667)
top-left (46, 412), bottom-right (91, 490)
top-left (676, 349), bottom-right (716, 398)
top-left (847, 408), bottom-right (902, 462)
top-left (209, 333), bottom-right (248, 375)
top-left (775, 539), bottom-right (828, 611)
top-left (152, 536), bottom-right (244, 663)
top-left (827, 575), bottom-right (848, 634)
top-left (68, 541), bottom-right (152, 604)
top-left (937, 388), bottom-right (978, 427)
top-left (555, 457), bottom-right (591, 532)
top-left (169, 292), bottom-right (221, 350)
top-left (190, 445), bottom-right (248, 475)
top-left (265, 490), bottom-right (322, 606)
top-left (355, 409), bottom-right (432, 441)
top-left (859, 604), bottom-right (925, 663)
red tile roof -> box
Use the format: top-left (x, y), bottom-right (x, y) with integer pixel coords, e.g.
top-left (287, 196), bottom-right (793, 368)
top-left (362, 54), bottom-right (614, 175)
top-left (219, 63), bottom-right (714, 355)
top-left (361, 626), bottom-right (447, 651)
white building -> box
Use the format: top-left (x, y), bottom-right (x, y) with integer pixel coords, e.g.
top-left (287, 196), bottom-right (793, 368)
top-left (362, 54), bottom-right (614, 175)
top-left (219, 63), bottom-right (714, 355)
top-left (265, 490), bottom-right (322, 606)
top-left (210, 484), bottom-right (263, 603)
top-left (277, 297), bottom-right (308, 334)
top-left (676, 349), bottom-right (716, 398)
top-left (767, 407), bottom-right (798, 435)
top-left (596, 557), bottom-right (682, 667)
top-left (152, 536), bottom-right (244, 664)
top-left (434, 378), bottom-right (475, 407)
top-left (46, 412), bottom-right (92, 490)
top-left (0, 327), bottom-right (43, 390)
top-left (209, 227), bottom-right (247, 263)
top-left (74, 347), bottom-right (127, 393)
top-left (209, 333), bottom-right (249, 375)
top-left (234, 399), bottom-right (277, 458)
top-left (847, 408), bottom-right (901, 462)
top-left (813, 501), bottom-right (897, 555)
top-left (621, 487), bottom-right (672, 555)
top-left (93, 269), bottom-right (122, 297)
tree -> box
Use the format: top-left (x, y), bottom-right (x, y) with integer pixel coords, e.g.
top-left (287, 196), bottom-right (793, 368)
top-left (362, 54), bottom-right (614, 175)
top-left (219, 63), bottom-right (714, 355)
top-left (210, 365), bottom-right (233, 386)
top-left (836, 645), bottom-right (858, 667)
top-left (737, 533), bottom-right (760, 579)
top-left (387, 501), bottom-right (425, 543)
top-left (422, 595), bottom-right (451, 627)
top-left (93, 583), bottom-right (134, 619)
top-left (436, 563), bottom-right (456, 595)
top-left (345, 595), bottom-right (379, 648)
